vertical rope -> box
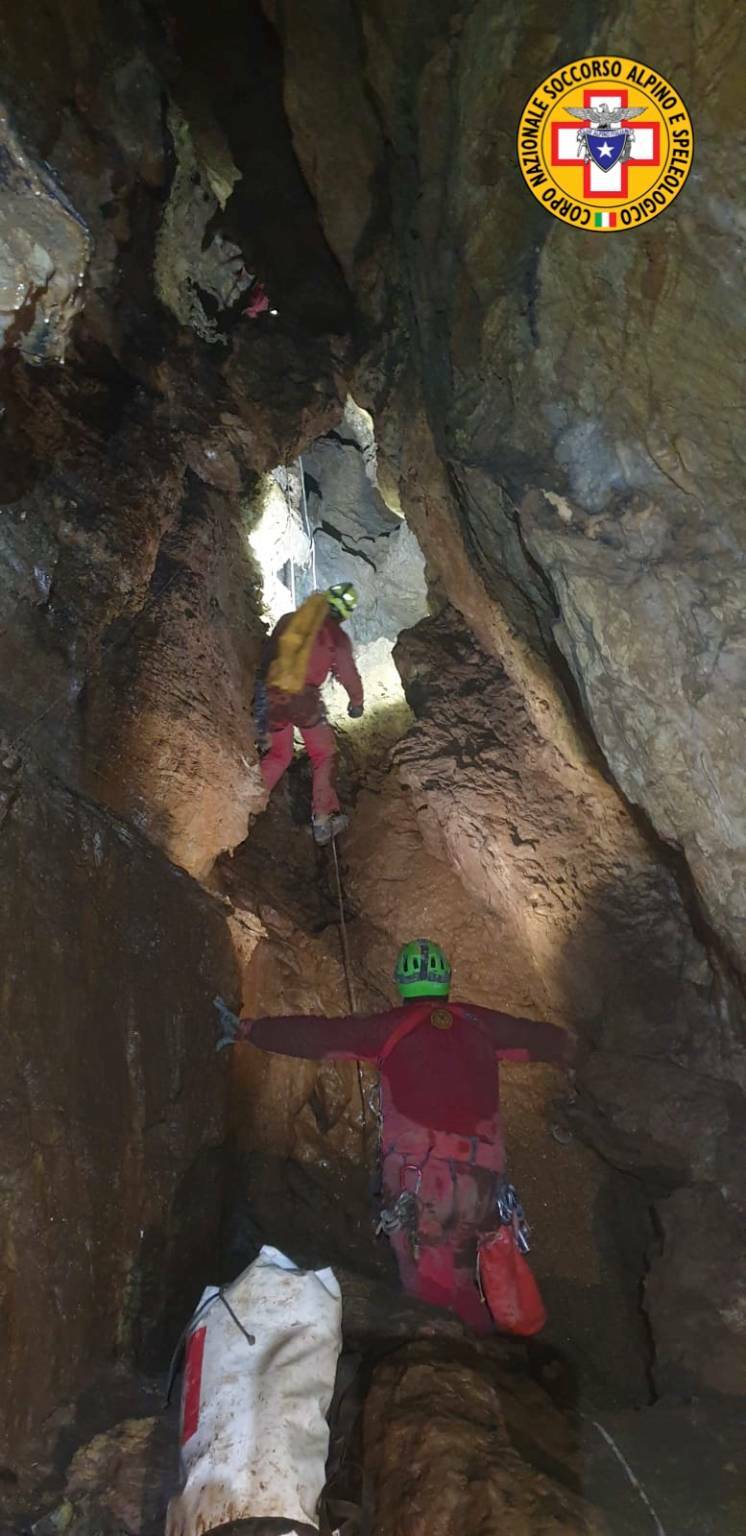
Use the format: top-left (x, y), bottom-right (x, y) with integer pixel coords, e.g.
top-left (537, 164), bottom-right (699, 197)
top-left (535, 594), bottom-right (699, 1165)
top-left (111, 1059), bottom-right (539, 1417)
top-left (330, 836), bottom-right (368, 1150)
top-left (282, 464), bottom-right (296, 606)
top-left (298, 454), bottom-right (316, 591)
top-left (592, 1422), bottom-right (668, 1535)
top-left (331, 836), bottom-right (356, 1012)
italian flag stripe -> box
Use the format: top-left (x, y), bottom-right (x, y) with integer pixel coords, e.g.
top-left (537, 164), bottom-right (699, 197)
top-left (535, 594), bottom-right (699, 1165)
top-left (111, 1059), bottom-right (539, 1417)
top-left (594, 211), bottom-right (617, 228)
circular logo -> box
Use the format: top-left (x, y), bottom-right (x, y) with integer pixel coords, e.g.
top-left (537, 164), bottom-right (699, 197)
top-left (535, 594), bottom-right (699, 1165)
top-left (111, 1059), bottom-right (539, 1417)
top-left (517, 57), bottom-right (693, 231)
top-left (431, 1008), bottom-right (453, 1031)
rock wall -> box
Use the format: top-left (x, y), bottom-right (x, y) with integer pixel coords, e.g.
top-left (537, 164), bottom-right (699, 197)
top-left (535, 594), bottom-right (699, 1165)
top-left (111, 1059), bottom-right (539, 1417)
top-left (0, 0), bottom-right (351, 876)
top-left (363, 1344), bottom-right (606, 1534)
top-left (272, 0), bottom-right (746, 958)
top-left (0, 750), bottom-right (238, 1465)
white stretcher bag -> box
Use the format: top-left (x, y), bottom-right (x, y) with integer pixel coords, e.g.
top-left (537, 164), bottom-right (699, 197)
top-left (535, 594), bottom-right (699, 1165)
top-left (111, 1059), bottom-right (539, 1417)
top-left (166, 1245), bottom-right (342, 1536)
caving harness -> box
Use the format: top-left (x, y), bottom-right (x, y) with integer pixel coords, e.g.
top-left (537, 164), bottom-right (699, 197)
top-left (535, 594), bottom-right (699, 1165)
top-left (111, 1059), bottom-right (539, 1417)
top-left (371, 1004), bottom-right (501, 1265)
top-left (375, 1163), bottom-right (422, 1261)
top-left (494, 1177), bottom-right (532, 1255)
top-left (374, 1159), bottom-right (531, 1266)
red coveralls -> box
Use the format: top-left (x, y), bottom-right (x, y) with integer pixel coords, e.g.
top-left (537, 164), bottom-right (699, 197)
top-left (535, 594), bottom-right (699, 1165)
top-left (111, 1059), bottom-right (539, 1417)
top-left (260, 614), bottom-right (364, 817)
top-left (244, 1000), bottom-right (571, 1332)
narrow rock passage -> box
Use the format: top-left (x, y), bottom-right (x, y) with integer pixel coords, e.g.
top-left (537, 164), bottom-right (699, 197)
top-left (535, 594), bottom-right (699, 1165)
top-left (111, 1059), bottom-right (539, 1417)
top-left (209, 617), bottom-right (743, 1531)
top-left (2, 0), bottom-right (745, 1530)
top-left (217, 609), bottom-right (651, 1411)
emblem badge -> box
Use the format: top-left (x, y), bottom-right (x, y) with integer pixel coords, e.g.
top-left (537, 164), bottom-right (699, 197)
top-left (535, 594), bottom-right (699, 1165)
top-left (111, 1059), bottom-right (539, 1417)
top-left (517, 57), bottom-right (693, 232)
top-left (431, 1008), bottom-right (453, 1031)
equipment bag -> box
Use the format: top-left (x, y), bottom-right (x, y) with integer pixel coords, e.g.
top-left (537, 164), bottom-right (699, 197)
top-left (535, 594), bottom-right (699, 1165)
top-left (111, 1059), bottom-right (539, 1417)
top-left (267, 593), bottom-right (329, 694)
top-left (476, 1223), bottom-right (547, 1336)
top-left (166, 1245), bottom-right (342, 1536)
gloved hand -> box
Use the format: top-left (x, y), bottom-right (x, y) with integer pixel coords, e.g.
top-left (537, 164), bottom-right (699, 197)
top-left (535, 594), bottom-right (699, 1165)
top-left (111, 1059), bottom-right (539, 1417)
top-left (347, 703), bottom-right (364, 719)
top-left (213, 995), bottom-right (247, 1051)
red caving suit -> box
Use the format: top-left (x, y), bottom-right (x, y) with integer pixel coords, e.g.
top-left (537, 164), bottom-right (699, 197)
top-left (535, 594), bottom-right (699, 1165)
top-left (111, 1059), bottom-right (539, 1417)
top-left (243, 999), bottom-right (571, 1332)
top-left (260, 614), bottom-right (363, 817)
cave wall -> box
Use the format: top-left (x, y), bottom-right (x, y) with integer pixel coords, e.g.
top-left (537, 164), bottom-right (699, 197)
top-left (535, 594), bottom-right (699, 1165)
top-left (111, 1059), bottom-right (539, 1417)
top-left (1, 0), bottom-right (744, 1427)
top-left (0, 0), bottom-right (352, 877)
top-left (0, 751), bottom-right (237, 1465)
top-left (272, 0), bottom-right (746, 968)
top-left (0, 0), bottom-right (370, 1474)
top-left (0, 0), bottom-right (365, 1468)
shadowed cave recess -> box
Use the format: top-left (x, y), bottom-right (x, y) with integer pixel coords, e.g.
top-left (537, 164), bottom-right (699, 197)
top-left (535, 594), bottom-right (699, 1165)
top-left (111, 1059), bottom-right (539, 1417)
top-left (1, 0), bottom-right (745, 1531)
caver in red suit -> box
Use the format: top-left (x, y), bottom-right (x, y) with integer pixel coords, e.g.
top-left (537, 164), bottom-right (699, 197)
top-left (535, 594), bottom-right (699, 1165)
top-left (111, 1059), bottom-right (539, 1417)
top-left (258, 583), bottom-right (363, 841)
top-left (232, 940), bottom-right (574, 1333)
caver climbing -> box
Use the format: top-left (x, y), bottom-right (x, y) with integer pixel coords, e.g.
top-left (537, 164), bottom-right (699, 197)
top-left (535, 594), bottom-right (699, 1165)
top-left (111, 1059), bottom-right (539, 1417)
top-left (216, 940), bottom-right (574, 1333)
top-left (256, 583), bottom-right (364, 845)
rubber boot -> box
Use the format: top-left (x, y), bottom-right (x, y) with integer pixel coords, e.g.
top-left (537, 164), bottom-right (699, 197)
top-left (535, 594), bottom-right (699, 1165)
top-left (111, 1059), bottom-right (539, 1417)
top-left (312, 811), bottom-right (349, 845)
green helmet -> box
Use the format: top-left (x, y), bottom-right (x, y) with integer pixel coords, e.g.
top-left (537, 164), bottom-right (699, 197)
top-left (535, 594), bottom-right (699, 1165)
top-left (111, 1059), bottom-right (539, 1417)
top-left (327, 582), bottom-right (358, 620)
top-left (394, 939), bottom-right (452, 999)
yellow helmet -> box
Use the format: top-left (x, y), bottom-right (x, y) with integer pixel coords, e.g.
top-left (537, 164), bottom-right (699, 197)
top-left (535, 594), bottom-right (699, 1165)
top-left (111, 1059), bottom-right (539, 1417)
top-left (327, 582), bottom-right (358, 620)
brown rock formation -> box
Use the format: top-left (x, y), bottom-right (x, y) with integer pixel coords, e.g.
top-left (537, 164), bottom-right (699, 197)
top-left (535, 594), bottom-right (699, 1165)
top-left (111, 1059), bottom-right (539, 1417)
top-left (0, 0), bottom-right (350, 875)
top-left (274, 0), bottom-right (746, 968)
top-left (0, 750), bottom-right (237, 1465)
top-left (363, 1344), bottom-right (606, 1534)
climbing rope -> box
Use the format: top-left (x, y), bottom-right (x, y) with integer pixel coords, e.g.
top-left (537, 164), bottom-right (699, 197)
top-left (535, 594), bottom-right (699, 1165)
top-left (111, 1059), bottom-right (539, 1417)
top-left (298, 453), bottom-right (317, 591)
top-left (330, 835), bottom-right (368, 1148)
top-left (592, 1422), bottom-right (668, 1535)
top-left (280, 463), bottom-right (297, 607)
top-left (331, 835), bottom-right (356, 1012)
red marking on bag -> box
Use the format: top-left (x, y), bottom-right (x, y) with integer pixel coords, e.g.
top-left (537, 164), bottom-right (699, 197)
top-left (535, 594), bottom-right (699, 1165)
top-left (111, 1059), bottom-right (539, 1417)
top-left (182, 1325), bottom-right (207, 1443)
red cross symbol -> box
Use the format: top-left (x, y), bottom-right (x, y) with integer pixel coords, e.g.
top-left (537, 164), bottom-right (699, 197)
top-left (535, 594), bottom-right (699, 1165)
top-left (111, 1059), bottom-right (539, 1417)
top-left (551, 90), bottom-right (661, 200)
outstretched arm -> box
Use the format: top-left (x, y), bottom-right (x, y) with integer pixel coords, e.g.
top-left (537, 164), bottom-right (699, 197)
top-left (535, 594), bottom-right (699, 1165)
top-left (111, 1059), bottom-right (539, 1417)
top-left (465, 1004), bottom-right (575, 1066)
top-left (242, 1009), bottom-right (392, 1062)
top-left (331, 626), bottom-right (364, 709)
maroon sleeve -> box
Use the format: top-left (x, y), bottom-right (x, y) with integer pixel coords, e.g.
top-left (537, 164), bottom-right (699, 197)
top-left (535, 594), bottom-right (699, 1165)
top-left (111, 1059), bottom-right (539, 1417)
top-left (330, 626), bottom-right (364, 708)
top-left (242, 1010), bottom-right (393, 1061)
top-left (464, 1004), bottom-right (575, 1065)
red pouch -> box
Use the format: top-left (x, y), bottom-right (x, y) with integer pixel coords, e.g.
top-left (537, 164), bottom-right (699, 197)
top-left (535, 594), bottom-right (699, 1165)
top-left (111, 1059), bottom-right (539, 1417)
top-left (477, 1224), bottom-right (547, 1336)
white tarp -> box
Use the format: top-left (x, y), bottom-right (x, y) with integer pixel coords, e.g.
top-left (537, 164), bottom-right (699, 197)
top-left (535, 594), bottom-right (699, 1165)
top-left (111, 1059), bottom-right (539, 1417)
top-left (166, 1245), bottom-right (342, 1536)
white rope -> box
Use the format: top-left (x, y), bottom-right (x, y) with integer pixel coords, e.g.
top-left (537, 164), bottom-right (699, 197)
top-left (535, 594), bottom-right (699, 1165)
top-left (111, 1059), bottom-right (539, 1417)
top-left (592, 1421), bottom-right (668, 1535)
top-left (331, 836), bottom-right (357, 1013)
top-left (330, 836), bottom-right (368, 1148)
top-left (281, 464), bottom-right (297, 607)
top-left (298, 453), bottom-right (316, 590)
